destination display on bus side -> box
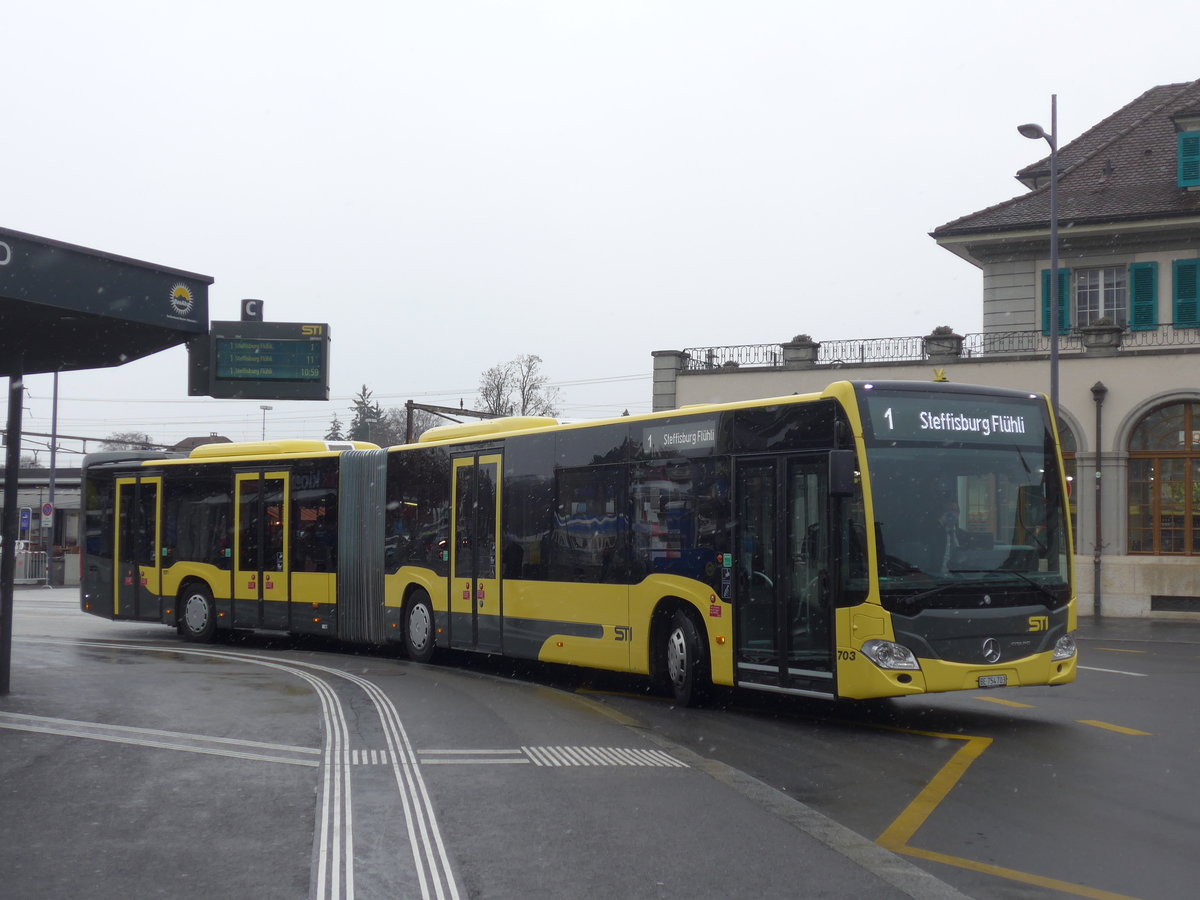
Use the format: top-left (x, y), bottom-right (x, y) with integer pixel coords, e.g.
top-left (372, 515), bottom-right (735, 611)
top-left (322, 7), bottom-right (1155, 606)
top-left (862, 392), bottom-right (1046, 445)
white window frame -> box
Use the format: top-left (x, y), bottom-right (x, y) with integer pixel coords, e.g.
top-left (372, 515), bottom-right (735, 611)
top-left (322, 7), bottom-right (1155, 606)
top-left (1074, 266), bottom-right (1127, 326)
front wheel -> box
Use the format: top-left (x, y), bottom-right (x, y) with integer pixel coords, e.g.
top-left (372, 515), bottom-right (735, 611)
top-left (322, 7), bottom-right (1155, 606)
top-left (404, 590), bottom-right (436, 664)
top-left (178, 584), bottom-right (217, 643)
top-left (664, 610), bottom-right (711, 707)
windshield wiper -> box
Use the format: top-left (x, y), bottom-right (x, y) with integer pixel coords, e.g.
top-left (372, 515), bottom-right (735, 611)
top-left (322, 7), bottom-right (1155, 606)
top-left (903, 579), bottom-right (998, 604)
top-left (949, 568), bottom-right (1063, 604)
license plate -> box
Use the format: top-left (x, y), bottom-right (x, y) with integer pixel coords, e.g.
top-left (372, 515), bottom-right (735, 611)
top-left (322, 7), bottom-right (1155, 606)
top-left (978, 674), bottom-right (1008, 688)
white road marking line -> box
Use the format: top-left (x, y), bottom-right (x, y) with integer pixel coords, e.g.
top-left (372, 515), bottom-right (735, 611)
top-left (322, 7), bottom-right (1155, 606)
top-left (1078, 665), bottom-right (1148, 677)
top-left (518, 746), bottom-right (688, 767)
top-left (0, 710), bottom-right (321, 755)
top-left (0, 718), bottom-right (320, 766)
top-left (20, 638), bottom-right (357, 900)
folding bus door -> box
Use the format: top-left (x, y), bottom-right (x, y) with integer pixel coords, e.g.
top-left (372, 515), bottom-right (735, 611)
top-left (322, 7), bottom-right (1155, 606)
top-left (733, 455), bottom-right (834, 697)
top-left (449, 453), bottom-right (502, 652)
top-left (114, 475), bottom-right (162, 620)
top-left (233, 471), bottom-right (290, 630)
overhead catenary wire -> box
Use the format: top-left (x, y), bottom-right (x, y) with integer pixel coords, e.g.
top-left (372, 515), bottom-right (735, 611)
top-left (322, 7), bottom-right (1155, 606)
top-left (16, 372), bottom-right (655, 450)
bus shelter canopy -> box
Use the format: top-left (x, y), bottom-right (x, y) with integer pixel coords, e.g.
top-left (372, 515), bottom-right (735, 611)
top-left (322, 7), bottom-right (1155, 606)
top-left (0, 227), bottom-right (212, 376)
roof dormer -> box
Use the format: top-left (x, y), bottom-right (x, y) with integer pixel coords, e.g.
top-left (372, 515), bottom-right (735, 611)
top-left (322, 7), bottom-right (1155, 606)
top-left (1172, 109), bottom-right (1200, 188)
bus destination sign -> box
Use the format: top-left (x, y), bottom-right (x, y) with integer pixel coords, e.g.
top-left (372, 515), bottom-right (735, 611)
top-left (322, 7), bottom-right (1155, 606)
top-left (189, 320), bottom-right (330, 401)
top-left (863, 393), bottom-right (1044, 446)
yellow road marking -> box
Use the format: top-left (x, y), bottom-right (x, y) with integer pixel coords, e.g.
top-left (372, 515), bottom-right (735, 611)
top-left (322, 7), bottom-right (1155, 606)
top-left (898, 845), bottom-right (1143, 900)
top-left (876, 730), bottom-right (991, 849)
top-left (975, 696), bottom-right (1034, 708)
top-left (1078, 720), bottom-right (1152, 736)
top-left (1096, 647), bottom-right (1145, 654)
top-left (877, 729), bottom-right (1141, 900)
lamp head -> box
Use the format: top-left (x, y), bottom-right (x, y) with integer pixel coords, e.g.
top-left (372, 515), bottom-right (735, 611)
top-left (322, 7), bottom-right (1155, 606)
top-left (1018, 123), bottom-right (1047, 141)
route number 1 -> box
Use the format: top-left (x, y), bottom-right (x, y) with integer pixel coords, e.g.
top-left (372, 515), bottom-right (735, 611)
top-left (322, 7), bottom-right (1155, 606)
top-left (882, 407), bottom-right (894, 430)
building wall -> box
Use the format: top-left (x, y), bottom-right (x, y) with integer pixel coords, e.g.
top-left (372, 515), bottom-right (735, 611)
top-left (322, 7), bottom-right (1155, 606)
top-left (982, 260), bottom-right (1037, 332)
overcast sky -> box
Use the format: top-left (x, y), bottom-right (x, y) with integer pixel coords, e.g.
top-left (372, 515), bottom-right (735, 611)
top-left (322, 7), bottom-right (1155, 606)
top-left (5, 0), bottom-right (1197, 455)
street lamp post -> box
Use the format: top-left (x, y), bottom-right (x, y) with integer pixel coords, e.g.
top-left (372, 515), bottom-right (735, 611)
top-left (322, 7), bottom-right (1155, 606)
top-left (1091, 381), bottom-right (1107, 618)
top-left (260, 405), bottom-right (273, 440)
top-left (1018, 95), bottom-right (1060, 419)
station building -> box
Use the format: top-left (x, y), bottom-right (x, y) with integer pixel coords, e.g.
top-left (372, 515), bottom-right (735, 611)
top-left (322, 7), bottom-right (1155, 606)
top-left (652, 79), bottom-right (1200, 619)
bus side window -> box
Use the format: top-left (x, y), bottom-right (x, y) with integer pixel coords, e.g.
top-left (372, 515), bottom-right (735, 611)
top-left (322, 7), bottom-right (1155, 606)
top-left (293, 494), bottom-right (335, 573)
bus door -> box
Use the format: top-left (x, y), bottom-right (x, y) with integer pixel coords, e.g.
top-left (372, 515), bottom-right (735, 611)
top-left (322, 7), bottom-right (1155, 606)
top-left (114, 475), bottom-right (162, 620)
top-left (449, 453), bottom-right (502, 653)
top-left (733, 455), bottom-right (834, 696)
top-left (233, 471), bottom-right (290, 630)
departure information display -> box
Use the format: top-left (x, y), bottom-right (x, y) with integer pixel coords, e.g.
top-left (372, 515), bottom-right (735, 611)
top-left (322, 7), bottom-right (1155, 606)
top-left (189, 321), bottom-right (330, 400)
top-left (215, 338), bottom-right (322, 382)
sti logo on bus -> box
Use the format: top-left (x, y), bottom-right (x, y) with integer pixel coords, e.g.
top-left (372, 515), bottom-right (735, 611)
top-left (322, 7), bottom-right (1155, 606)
top-left (301, 325), bottom-right (323, 336)
top-left (1028, 615), bottom-right (1049, 632)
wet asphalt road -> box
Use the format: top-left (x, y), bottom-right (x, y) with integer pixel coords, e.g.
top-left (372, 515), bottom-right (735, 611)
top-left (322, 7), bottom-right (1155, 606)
top-left (1, 587), bottom-right (967, 900)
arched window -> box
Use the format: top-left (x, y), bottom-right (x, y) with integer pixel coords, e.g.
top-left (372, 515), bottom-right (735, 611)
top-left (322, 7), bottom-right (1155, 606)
top-left (1128, 401), bottom-right (1200, 555)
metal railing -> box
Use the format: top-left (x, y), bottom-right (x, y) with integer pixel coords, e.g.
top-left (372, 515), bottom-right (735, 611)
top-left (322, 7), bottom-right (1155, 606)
top-left (682, 325), bottom-right (1200, 371)
top-left (14, 550), bottom-right (48, 584)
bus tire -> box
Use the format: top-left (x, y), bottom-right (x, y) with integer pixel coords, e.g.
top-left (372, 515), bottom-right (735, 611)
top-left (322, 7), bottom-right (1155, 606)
top-left (664, 609), bottom-right (711, 707)
top-left (179, 584), bottom-right (217, 643)
top-left (404, 590), bottom-right (436, 664)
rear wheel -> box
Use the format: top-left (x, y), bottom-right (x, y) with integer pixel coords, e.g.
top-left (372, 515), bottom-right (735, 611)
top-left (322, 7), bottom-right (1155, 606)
top-left (664, 609), bottom-right (711, 707)
top-left (404, 590), bottom-right (436, 663)
top-left (179, 584), bottom-right (217, 643)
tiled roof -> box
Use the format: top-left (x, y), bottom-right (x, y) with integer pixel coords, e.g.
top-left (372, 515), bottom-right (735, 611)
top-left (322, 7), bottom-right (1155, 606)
top-left (933, 79), bottom-right (1200, 237)
top-left (171, 435), bottom-right (232, 452)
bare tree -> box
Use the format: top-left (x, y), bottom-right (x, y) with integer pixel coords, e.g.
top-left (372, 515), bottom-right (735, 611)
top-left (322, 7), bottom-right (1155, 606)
top-left (368, 408), bottom-right (409, 447)
top-left (512, 354), bottom-right (560, 416)
top-left (476, 354), bottom-right (559, 417)
top-left (402, 406), bottom-right (442, 442)
top-left (476, 363), bottom-right (517, 416)
top-left (101, 431), bottom-right (157, 450)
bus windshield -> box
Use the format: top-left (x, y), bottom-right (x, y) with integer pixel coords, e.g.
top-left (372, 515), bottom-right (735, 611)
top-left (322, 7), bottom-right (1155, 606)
top-left (859, 388), bottom-right (1070, 613)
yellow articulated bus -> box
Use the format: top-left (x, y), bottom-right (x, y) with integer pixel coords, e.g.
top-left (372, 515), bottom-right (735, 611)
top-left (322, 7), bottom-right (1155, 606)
top-left (81, 380), bottom-right (1077, 704)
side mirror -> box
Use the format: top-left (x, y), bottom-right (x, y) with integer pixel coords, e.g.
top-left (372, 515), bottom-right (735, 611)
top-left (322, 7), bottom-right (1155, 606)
top-left (829, 449), bottom-right (856, 497)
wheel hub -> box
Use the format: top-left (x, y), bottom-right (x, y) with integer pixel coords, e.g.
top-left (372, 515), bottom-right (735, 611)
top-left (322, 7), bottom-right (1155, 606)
top-left (409, 604), bottom-right (431, 651)
top-left (666, 626), bottom-right (688, 687)
top-left (184, 595), bottom-right (208, 632)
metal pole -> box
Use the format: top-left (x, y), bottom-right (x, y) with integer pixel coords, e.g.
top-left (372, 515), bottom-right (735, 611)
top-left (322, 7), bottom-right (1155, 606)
top-left (1, 364), bottom-right (26, 694)
top-left (1091, 381), bottom-right (1107, 618)
top-left (1049, 94), bottom-right (1060, 420)
top-left (45, 372), bottom-right (58, 587)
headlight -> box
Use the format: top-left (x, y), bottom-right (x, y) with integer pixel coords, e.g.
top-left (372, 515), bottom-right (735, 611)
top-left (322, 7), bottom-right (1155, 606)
top-left (1052, 632), bottom-right (1077, 661)
top-left (861, 639), bottom-right (920, 670)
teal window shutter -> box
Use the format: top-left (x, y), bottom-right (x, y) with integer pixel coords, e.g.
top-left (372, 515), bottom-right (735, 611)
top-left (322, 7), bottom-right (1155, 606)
top-left (1179, 133), bottom-right (1200, 187)
top-left (1174, 259), bottom-right (1200, 327)
top-left (1040, 268), bottom-right (1070, 336)
top-left (1129, 262), bottom-right (1158, 330)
